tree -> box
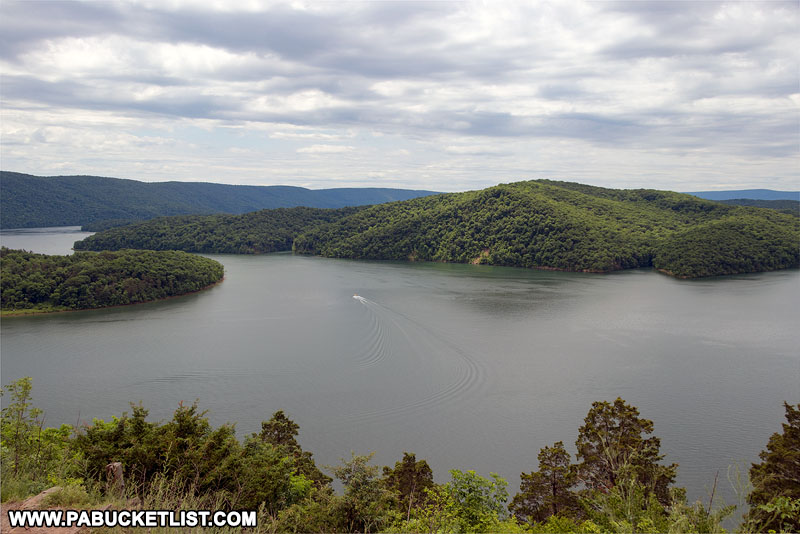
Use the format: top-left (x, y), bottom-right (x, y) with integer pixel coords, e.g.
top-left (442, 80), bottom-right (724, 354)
top-left (382, 452), bottom-right (434, 518)
top-left (1, 378), bottom-right (77, 502)
top-left (510, 441), bottom-right (580, 524)
top-left (445, 469), bottom-right (509, 532)
top-left (332, 452), bottom-right (393, 533)
top-left (259, 410), bottom-right (331, 487)
top-left (260, 410), bottom-right (299, 448)
top-left (575, 398), bottom-right (676, 505)
top-left (0, 377), bottom-right (43, 477)
top-left (744, 402), bottom-right (800, 532)
top-left (238, 437), bottom-right (311, 514)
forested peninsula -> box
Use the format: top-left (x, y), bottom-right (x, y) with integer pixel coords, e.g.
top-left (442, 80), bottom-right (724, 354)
top-left (0, 248), bottom-right (224, 314)
top-left (75, 180), bottom-right (800, 279)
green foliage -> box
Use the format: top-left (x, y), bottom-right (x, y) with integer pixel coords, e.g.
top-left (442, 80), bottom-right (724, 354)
top-left (331, 452), bottom-right (394, 533)
top-left (651, 215), bottom-right (800, 278)
top-left (387, 474), bottom-right (525, 534)
top-left (443, 469), bottom-right (510, 532)
top-left (74, 207), bottom-right (363, 254)
top-left (71, 401), bottom-right (325, 516)
top-left (581, 473), bottom-right (672, 533)
top-left (293, 180), bottom-right (798, 278)
top-left (274, 486), bottom-right (344, 533)
top-left (579, 474), bottom-right (735, 534)
top-left (666, 496), bottom-right (735, 534)
top-left (1, 248), bottom-right (223, 312)
top-left (743, 402), bottom-right (800, 533)
top-left (0, 171), bottom-right (436, 229)
top-left (258, 410), bottom-right (331, 487)
top-left (238, 437), bottom-right (311, 513)
top-left (0, 377), bottom-right (78, 500)
top-left (576, 398), bottom-right (677, 506)
top-left (386, 485), bottom-right (461, 533)
top-left (718, 198), bottom-right (799, 216)
top-left (382, 452), bottom-right (435, 518)
top-left (76, 179), bottom-right (800, 278)
top-left (40, 481), bottom-right (92, 508)
top-left (1, 377), bottom-right (42, 478)
top-left (0, 378), bottom-right (783, 534)
top-left (510, 441), bottom-right (580, 524)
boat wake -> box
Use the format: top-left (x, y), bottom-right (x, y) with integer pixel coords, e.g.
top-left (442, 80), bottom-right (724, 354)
top-left (347, 294), bottom-right (487, 424)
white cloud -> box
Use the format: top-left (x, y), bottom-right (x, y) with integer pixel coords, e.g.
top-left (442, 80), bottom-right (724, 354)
top-left (296, 144), bottom-right (355, 154)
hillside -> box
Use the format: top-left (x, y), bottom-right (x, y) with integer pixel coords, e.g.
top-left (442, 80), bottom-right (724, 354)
top-left (291, 181), bottom-right (799, 277)
top-left (0, 171), bottom-right (436, 229)
top-left (74, 206), bottom-right (362, 254)
top-left (718, 198), bottom-right (799, 216)
top-left (1, 248), bottom-right (224, 314)
top-left (74, 180), bottom-right (800, 278)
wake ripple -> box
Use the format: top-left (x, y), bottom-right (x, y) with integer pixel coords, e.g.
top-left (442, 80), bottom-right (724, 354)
top-left (351, 297), bottom-right (391, 369)
top-left (348, 295), bottom-right (487, 423)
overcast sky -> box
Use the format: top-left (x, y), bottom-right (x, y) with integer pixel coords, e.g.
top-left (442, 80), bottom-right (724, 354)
top-left (1, 1), bottom-right (798, 192)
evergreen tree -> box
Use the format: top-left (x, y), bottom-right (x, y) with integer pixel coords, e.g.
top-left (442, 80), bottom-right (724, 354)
top-left (259, 410), bottom-right (331, 487)
top-left (744, 402), bottom-right (800, 533)
top-left (510, 441), bottom-right (580, 523)
top-left (576, 398), bottom-right (677, 505)
top-left (382, 452), bottom-right (434, 517)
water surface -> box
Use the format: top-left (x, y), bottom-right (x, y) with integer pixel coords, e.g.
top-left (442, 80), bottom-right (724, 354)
top-left (1, 228), bottom-right (798, 508)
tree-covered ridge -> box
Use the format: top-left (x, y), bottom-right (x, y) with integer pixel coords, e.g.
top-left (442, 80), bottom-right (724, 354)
top-left (0, 248), bottom-right (223, 313)
top-left (293, 180), bottom-right (800, 278)
top-left (73, 180), bottom-right (800, 278)
top-left (5, 377), bottom-right (797, 532)
top-left (74, 206), bottom-right (364, 254)
top-left (0, 171), bottom-right (436, 229)
top-left (718, 198), bottom-right (799, 216)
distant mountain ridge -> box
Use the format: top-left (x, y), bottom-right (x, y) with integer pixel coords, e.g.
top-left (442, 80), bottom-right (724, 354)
top-left (687, 189), bottom-right (799, 201)
top-left (0, 171), bottom-right (438, 229)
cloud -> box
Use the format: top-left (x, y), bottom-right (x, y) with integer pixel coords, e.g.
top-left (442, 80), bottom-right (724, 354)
top-left (0, 0), bottom-right (797, 191)
top-left (296, 144), bottom-right (354, 154)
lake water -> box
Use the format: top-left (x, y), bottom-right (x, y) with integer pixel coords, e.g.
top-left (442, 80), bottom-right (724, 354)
top-left (1, 227), bottom-right (798, 509)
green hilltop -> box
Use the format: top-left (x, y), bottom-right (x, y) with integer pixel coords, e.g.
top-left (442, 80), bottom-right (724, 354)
top-left (75, 180), bottom-right (800, 279)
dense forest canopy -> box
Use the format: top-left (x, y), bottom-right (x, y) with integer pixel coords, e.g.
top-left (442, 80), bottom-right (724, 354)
top-left (717, 198), bottom-right (799, 217)
top-left (0, 248), bottom-right (224, 313)
top-left (76, 180), bottom-right (800, 279)
top-left (74, 207), bottom-right (363, 254)
top-left (0, 171), bottom-right (436, 229)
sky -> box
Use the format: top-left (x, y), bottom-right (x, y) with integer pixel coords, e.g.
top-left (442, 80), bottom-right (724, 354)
top-left (1, 0), bottom-right (798, 192)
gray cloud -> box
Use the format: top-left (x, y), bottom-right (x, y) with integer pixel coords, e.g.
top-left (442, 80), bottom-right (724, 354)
top-left (0, 0), bottom-right (796, 190)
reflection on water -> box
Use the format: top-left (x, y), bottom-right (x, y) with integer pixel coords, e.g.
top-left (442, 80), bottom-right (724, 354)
top-left (1, 229), bottom-right (799, 511)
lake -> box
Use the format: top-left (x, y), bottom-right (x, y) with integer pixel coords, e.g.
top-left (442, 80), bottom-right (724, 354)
top-left (1, 227), bottom-right (798, 509)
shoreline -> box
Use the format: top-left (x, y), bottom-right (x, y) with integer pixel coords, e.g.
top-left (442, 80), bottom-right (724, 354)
top-left (0, 277), bottom-right (225, 317)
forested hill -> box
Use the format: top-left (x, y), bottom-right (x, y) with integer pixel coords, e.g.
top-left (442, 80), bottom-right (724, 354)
top-left (0, 171), bottom-right (437, 229)
top-left (291, 181), bottom-right (800, 278)
top-left (75, 180), bottom-right (800, 278)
